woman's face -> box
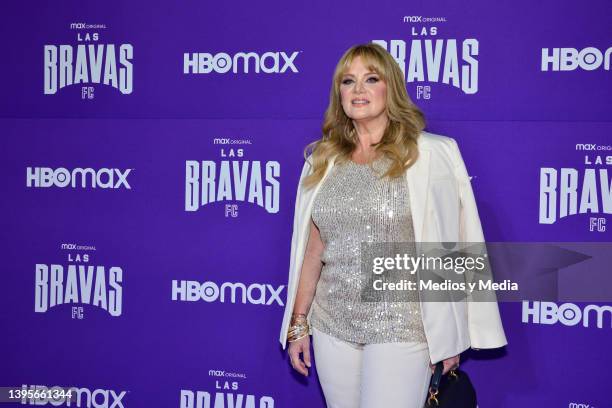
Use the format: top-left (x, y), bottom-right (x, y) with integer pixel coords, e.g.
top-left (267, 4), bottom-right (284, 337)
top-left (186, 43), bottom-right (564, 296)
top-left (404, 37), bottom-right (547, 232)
top-left (339, 56), bottom-right (388, 124)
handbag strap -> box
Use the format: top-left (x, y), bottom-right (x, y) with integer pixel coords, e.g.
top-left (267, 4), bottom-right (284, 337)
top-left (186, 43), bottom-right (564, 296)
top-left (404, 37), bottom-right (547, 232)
top-left (427, 362), bottom-right (460, 406)
top-left (427, 362), bottom-right (444, 406)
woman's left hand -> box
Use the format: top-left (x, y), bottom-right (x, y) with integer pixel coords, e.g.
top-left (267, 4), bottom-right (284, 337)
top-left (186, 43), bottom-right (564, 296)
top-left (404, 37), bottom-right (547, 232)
top-left (430, 355), bottom-right (460, 375)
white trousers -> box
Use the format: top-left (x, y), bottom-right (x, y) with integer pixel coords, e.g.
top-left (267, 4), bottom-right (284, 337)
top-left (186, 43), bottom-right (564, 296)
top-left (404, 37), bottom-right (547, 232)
top-left (312, 327), bottom-right (432, 408)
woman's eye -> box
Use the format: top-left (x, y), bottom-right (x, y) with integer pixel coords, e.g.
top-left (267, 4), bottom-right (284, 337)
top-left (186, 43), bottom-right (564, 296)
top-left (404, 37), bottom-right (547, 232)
top-left (341, 77), bottom-right (378, 85)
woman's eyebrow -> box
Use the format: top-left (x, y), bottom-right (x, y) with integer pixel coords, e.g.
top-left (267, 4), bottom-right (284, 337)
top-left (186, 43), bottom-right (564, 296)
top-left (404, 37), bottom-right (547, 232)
top-left (341, 71), bottom-right (378, 77)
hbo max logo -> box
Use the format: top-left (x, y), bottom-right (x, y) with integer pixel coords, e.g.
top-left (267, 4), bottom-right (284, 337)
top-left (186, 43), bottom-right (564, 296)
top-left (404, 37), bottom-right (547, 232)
top-left (172, 280), bottom-right (285, 306)
top-left (20, 385), bottom-right (126, 408)
top-left (522, 301), bottom-right (611, 329)
top-left (183, 51), bottom-right (299, 74)
top-left (26, 167), bottom-right (132, 189)
top-left (541, 46), bottom-right (612, 71)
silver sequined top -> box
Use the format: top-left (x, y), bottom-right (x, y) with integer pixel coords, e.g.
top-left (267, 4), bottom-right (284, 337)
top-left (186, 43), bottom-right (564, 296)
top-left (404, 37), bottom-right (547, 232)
top-left (310, 155), bottom-right (427, 344)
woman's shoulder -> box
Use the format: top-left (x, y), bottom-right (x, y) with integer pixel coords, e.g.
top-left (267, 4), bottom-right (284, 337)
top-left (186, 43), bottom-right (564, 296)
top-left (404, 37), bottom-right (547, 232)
top-left (417, 131), bottom-right (467, 171)
top-left (418, 130), bottom-right (459, 153)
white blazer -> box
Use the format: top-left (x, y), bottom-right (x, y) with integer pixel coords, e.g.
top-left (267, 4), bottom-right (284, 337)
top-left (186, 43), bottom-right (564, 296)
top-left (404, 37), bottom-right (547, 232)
top-left (279, 131), bottom-right (508, 364)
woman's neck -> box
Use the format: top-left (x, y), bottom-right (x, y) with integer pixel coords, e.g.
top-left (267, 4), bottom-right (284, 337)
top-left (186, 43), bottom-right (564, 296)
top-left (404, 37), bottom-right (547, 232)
top-left (351, 115), bottom-right (388, 162)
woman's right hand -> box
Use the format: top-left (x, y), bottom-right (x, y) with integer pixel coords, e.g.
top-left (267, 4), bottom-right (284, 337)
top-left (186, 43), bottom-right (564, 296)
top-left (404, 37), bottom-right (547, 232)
top-left (288, 335), bottom-right (311, 376)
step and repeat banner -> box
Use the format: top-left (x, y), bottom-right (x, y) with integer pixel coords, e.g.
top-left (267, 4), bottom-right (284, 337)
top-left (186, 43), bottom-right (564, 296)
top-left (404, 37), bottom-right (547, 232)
top-left (1, 1), bottom-right (610, 407)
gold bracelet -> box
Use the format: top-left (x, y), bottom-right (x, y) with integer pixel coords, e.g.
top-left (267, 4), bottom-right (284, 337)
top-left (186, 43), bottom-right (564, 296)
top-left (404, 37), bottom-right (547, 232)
top-left (287, 314), bottom-right (310, 342)
top-left (288, 331), bottom-right (309, 343)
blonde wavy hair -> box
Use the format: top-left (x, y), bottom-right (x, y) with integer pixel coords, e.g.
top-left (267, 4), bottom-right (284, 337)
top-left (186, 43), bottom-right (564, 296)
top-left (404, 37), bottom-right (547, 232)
top-left (302, 43), bottom-right (426, 189)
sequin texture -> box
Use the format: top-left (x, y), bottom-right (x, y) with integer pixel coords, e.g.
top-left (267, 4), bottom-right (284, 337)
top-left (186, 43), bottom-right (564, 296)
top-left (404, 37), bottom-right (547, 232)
top-left (310, 155), bottom-right (427, 344)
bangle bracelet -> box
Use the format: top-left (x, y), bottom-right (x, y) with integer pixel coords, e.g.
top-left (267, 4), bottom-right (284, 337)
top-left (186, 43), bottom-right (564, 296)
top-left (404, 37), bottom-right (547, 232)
top-left (287, 315), bottom-right (310, 342)
top-left (288, 331), bottom-right (309, 343)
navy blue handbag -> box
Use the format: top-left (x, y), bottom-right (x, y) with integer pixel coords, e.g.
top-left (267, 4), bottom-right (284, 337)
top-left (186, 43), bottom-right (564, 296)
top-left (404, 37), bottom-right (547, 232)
top-left (425, 362), bottom-right (477, 407)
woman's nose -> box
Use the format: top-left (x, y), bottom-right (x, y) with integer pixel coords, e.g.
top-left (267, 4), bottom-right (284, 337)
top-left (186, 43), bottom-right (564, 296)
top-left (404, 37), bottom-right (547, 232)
top-left (354, 80), bottom-right (365, 93)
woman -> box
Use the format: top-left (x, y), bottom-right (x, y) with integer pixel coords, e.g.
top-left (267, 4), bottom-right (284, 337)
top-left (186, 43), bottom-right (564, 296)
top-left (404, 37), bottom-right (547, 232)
top-left (279, 43), bottom-right (507, 408)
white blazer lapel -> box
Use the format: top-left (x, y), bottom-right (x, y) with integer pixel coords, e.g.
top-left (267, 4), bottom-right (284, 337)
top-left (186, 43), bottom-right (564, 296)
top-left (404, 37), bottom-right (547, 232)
top-left (406, 148), bottom-right (431, 243)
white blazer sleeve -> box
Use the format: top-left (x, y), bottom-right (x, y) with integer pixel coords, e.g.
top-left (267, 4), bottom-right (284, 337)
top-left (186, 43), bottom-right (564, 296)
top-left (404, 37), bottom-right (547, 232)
top-left (449, 138), bottom-right (508, 349)
top-left (279, 155), bottom-right (313, 349)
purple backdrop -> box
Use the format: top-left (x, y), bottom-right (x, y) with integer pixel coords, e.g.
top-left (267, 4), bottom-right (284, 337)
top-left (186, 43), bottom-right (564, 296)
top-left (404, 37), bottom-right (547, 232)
top-left (1, 1), bottom-right (611, 407)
